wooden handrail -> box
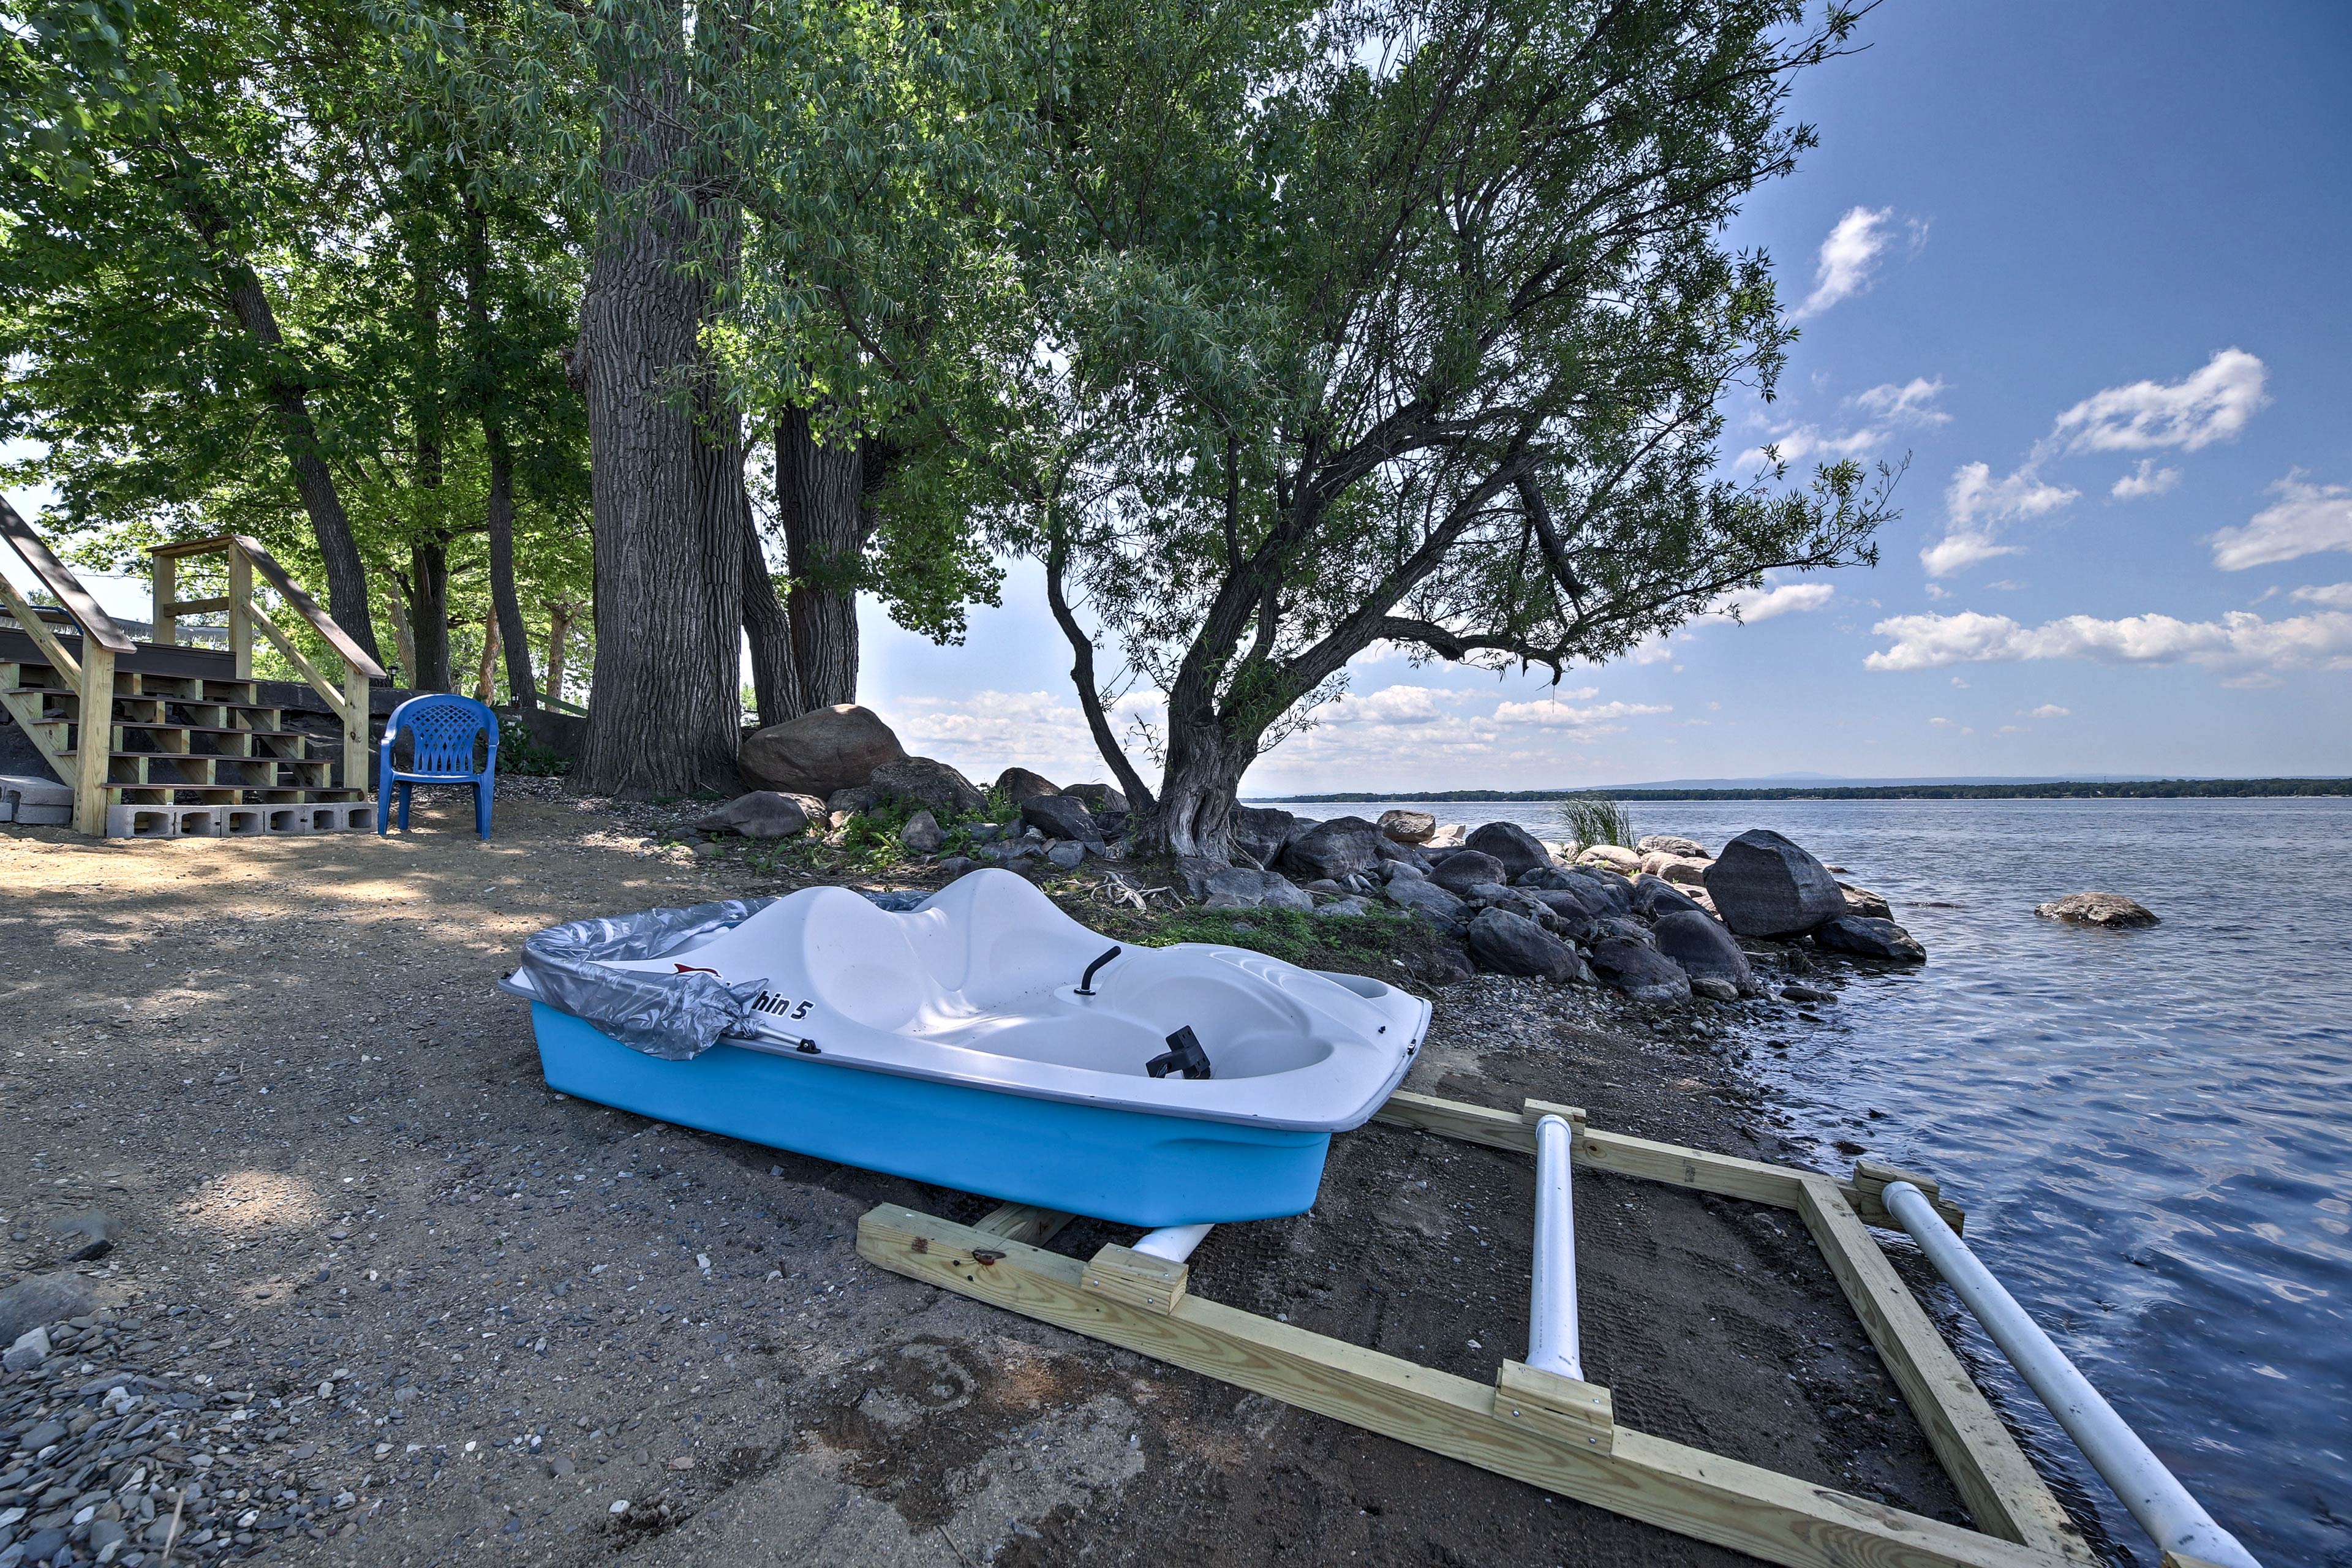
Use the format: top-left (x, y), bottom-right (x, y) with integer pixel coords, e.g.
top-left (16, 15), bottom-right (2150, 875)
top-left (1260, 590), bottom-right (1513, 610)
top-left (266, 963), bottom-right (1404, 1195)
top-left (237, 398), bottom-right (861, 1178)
top-left (0, 497), bottom-right (137, 653)
top-left (229, 535), bottom-right (387, 679)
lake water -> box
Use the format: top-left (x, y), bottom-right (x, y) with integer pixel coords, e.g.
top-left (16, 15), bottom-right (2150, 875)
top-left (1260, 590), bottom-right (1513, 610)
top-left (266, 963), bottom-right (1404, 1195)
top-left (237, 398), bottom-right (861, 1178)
top-left (1270, 796), bottom-right (2350, 1566)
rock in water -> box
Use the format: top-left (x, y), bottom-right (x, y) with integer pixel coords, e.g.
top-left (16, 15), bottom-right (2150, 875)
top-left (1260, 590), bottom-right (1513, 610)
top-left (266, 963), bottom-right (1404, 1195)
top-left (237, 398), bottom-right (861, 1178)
top-left (1062, 782), bottom-right (1128, 813)
top-left (1702, 829), bottom-right (1847, 937)
top-left (1814, 915), bottom-right (1927, 962)
top-left (870, 756), bottom-right (987, 817)
top-left (899, 810), bottom-right (945, 855)
top-left (1466, 909), bottom-right (1583, 981)
top-left (1020, 793), bottom-right (1101, 843)
top-left (2035, 891), bottom-right (2158, 928)
top-left (0, 1273), bottom-right (93, 1345)
top-left (1650, 910), bottom-right (1760, 994)
top-left (1378, 809), bottom-right (1437, 844)
top-left (695, 790), bottom-right (820, 839)
top-left (1637, 834), bottom-right (1707, 857)
top-left (995, 767), bottom-right (1060, 804)
top-left (1838, 882), bottom-right (1893, 920)
top-left (1586, 938), bottom-right (1692, 1003)
top-left (739, 704), bottom-right (907, 796)
top-left (1466, 821), bottom-right (1552, 880)
top-left (1281, 816), bottom-right (1384, 881)
top-left (1231, 805), bottom-right (1298, 867)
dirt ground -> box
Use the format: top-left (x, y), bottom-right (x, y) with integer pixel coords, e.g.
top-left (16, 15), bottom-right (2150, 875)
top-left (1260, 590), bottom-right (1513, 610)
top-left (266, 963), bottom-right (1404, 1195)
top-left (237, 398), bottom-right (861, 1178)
top-left (0, 790), bottom-right (2078, 1567)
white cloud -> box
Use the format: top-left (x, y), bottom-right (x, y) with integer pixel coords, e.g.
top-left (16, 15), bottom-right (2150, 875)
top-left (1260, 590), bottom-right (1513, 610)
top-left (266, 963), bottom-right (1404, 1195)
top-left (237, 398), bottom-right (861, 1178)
top-left (1865, 608), bottom-right (2352, 674)
top-left (1493, 698), bottom-right (1671, 729)
top-left (2111, 459), bottom-right (2180, 500)
top-left (1745, 424), bottom-right (1883, 468)
top-left (1949, 676), bottom-right (1968, 688)
top-left (2028, 703), bottom-right (2070, 718)
top-left (1929, 716), bottom-right (1955, 727)
top-left (1850, 377), bottom-right (1950, 426)
top-left (1796, 206), bottom-right (1921, 318)
top-left (1321, 684), bottom-right (1450, 725)
top-left (888, 687), bottom-right (1163, 784)
top-left (1708, 581), bottom-right (1836, 623)
top-left (2053, 349), bottom-right (2268, 454)
top-left (1921, 461), bottom-right (2079, 576)
top-left (2290, 582), bottom-right (2352, 609)
top-left (2209, 475), bottom-right (2352, 570)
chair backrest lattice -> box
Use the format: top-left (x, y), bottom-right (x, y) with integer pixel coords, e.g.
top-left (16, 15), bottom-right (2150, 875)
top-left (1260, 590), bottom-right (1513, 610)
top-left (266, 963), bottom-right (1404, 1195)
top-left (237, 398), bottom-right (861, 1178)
top-left (388, 695), bottom-right (497, 776)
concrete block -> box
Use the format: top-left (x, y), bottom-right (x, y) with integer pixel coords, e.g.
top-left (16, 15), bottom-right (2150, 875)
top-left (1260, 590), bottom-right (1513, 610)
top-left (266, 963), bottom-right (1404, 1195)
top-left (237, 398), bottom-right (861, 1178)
top-left (1, 773), bottom-right (71, 826)
top-left (223, 807), bottom-right (271, 837)
top-left (315, 802), bottom-right (373, 832)
top-left (107, 805), bottom-right (180, 839)
top-left (175, 806), bottom-right (227, 838)
top-left (262, 805), bottom-right (311, 835)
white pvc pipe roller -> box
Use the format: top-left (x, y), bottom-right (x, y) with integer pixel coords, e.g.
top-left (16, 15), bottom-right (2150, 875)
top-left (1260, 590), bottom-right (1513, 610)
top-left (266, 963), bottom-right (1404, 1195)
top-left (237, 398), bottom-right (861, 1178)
top-left (1880, 1181), bottom-right (2261, 1568)
top-left (1527, 1113), bottom-right (1583, 1381)
top-left (1133, 1223), bottom-right (1213, 1263)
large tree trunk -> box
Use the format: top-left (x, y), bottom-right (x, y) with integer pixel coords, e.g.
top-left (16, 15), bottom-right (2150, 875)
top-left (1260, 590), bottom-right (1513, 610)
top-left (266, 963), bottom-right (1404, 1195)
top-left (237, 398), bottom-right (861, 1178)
top-left (403, 541), bottom-right (453, 691)
top-left (380, 577), bottom-right (420, 688)
top-left (775, 406), bottom-right (862, 709)
top-left (545, 600), bottom-right (576, 706)
top-left (1150, 705), bottom-right (1253, 861)
top-left (574, 19), bottom-right (745, 797)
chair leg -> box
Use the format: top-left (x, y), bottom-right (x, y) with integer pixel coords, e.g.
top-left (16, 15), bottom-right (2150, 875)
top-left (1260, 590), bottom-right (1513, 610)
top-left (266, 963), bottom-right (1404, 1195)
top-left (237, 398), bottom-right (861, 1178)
top-left (476, 778), bottom-right (493, 840)
top-left (376, 786), bottom-right (391, 836)
top-left (397, 783), bottom-right (412, 831)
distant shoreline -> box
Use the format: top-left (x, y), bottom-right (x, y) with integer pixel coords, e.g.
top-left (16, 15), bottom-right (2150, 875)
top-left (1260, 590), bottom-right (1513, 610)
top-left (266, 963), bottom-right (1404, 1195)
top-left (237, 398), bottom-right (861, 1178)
top-left (1261, 778), bottom-right (2351, 804)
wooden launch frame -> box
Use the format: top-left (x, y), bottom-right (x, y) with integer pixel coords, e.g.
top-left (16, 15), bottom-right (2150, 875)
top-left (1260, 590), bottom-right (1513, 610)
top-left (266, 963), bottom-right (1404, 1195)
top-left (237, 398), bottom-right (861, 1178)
top-left (858, 1090), bottom-right (2169, 1568)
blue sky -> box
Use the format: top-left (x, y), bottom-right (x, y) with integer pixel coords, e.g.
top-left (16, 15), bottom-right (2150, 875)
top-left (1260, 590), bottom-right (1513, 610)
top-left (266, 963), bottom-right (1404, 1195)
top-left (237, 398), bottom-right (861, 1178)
top-left (861, 1), bottom-right (2352, 790)
top-left (10, 4), bottom-right (2348, 791)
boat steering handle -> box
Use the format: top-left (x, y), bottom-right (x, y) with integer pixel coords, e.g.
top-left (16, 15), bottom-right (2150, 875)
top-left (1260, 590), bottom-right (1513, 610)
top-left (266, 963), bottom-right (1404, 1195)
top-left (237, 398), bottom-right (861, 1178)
top-left (1076, 945), bottom-right (1121, 996)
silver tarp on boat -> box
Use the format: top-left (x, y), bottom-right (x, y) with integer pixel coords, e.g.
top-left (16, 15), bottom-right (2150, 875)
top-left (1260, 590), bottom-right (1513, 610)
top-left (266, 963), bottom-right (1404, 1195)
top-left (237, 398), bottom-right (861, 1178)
top-left (519, 898), bottom-right (777, 1060)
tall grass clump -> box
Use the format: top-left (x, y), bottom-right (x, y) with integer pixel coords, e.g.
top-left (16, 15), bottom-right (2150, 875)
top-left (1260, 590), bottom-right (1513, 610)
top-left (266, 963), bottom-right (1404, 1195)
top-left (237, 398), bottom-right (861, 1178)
top-left (1557, 794), bottom-right (1633, 850)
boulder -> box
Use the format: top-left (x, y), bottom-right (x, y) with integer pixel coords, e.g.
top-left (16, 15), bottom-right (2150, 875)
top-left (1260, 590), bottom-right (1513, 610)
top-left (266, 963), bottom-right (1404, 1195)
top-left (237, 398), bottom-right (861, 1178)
top-left (1281, 816), bottom-right (1385, 881)
top-left (1045, 840), bottom-right (1087, 870)
top-left (2, 1324), bottom-right (50, 1371)
top-left (1594, 915), bottom-right (1657, 948)
top-left (1587, 938), bottom-right (1692, 1004)
top-left (1515, 865), bottom-right (1575, 891)
top-left (1466, 909), bottom-right (1583, 981)
top-left (995, 766), bottom-right (1060, 804)
top-left (1385, 875), bottom-right (1468, 927)
top-left (1629, 875), bottom-right (1704, 922)
top-left (1814, 915), bottom-right (1927, 962)
top-left (1838, 882), bottom-right (1892, 920)
top-left (900, 810), bottom-right (945, 855)
top-left (739, 703), bottom-right (907, 796)
top-left (1562, 867), bottom-right (1634, 915)
top-left (1313, 895), bottom-right (1376, 918)
top-left (937, 855), bottom-right (979, 879)
top-left (1415, 944), bottom-right (1477, 985)
top-left (1204, 867), bottom-right (1314, 913)
top-left (1702, 829), bottom-right (1846, 938)
top-left (1427, 823), bottom-right (1468, 847)
top-left (2035, 892), bottom-right (2158, 928)
top-left (1378, 809), bottom-right (1438, 844)
top-left (1651, 910), bottom-right (1760, 994)
top-left (1645, 853), bottom-right (1712, 887)
top-left (1430, 850), bottom-right (1509, 896)
top-left (1022, 793), bottom-right (1102, 843)
top-left (871, 756), bottom-right (987, 818)
top-left (827, 784), bottom-right (881, 817)
top-left (1466, 821), bottom-right (1553, 880)
top-left (693, 790), bottom-right (821, 839)
top-left (1374, 837), bottom-right (1427, 868)
top-left (0, 1272), bottom-right (92, 1346)
top-left (1062, 782), bottom-right (1128, 813)
top-left (1575, 843), bottom-right (1642, 874)
top-left (1689, 976), bottom-right (1741, 1003)
top-left (1637, 834), bottom-right (1708, 857)
top-left (1231, 805), bottom-right (1298, 867)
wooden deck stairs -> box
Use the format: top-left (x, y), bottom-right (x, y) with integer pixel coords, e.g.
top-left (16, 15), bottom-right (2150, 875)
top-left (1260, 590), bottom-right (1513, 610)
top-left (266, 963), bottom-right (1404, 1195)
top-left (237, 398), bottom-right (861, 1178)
top-left (0, 502), bottom-right (386, 838)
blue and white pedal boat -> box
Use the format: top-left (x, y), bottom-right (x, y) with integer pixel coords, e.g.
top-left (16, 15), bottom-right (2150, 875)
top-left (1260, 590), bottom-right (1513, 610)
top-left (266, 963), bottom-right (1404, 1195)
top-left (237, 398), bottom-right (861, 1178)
top-left (500, 870), bottom-right (1427, 1226)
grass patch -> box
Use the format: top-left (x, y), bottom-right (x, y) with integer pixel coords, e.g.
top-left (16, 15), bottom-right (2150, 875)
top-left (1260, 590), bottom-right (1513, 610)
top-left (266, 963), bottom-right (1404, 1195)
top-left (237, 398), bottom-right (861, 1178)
top-left (1088, 903), bottom-right (1444, 982)
top-left (1556, 793), bottom-right (1633, 849)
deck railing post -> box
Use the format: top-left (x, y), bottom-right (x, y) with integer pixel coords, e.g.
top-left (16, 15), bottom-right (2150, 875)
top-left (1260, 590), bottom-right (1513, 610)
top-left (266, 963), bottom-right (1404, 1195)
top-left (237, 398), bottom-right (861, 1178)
top-left (152, 553), bottom-right (177, 646)
top-left (227, 541), bottom-right (253, 679)
top-left (74, 638), bottom-right (115, 836)
top-left (344, 663), bottom-right (371, 796)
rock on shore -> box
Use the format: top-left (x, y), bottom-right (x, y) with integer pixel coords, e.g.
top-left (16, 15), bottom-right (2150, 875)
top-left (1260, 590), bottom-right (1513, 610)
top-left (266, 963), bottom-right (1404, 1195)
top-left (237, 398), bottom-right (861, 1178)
top-left (739, 703), bottom-right (905, 795)
top-left (1703, 829), bottom-right (1847, 938)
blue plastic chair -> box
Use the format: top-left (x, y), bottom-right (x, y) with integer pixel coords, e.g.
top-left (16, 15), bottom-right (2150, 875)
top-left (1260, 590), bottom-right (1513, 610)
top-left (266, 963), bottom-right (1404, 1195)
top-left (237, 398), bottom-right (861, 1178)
top-left (377, 694), bottom-right (499, 840)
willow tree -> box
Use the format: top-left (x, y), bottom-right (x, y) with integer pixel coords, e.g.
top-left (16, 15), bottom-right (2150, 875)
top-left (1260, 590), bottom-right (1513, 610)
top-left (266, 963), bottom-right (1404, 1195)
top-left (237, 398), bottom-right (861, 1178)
top-left (1001, 0), bottom-right (1894, 859)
